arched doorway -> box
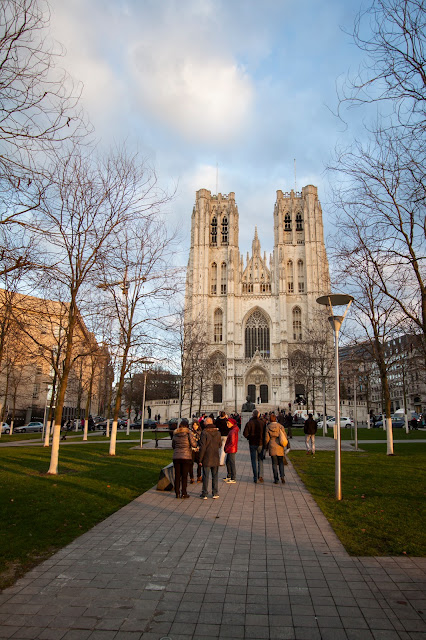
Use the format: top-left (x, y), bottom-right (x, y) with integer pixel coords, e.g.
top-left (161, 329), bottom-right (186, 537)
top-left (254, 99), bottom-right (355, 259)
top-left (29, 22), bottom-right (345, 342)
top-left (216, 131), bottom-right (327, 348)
top-left (246, 367), bottom-right (269, 405)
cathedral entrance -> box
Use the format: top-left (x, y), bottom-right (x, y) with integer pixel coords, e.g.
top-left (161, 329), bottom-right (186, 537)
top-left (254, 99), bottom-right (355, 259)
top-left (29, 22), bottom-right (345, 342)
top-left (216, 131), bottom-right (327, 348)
top-left (246, 368), bottom-right (269, 405)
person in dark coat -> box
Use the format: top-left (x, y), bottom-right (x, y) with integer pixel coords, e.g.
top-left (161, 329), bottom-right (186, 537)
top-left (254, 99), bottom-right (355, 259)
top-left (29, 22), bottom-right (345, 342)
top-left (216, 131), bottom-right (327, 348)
top-left (282, 411), bottom-right (293, 439)
top-left (199, 417), bottom-right (222, 499)
top-left (243, 409), bottom-right (266, 483)
top-left (215, 411), bottom-right (229, 465)
top-left (189, 419), bottom-right (202, 483)
top-left (304, 413), bottom-right (317, 456)
top-left (172, 419), bottom-right (197, 499)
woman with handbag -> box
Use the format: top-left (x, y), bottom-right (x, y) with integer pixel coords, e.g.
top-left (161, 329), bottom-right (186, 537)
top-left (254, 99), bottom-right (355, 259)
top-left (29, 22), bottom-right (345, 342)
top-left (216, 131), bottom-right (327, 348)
top-left (265, 413), bottom-right (288, 484)
top-left (172, 419), bottom-right (197, 498)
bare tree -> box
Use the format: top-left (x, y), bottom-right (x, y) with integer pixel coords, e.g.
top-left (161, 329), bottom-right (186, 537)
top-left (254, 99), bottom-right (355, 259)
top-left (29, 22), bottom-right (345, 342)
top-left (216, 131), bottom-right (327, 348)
top-left (97, 216), bottom-right (176, 455)
top-left (339, 0), bottom-right (426, 134)
top-left (332, 0), bottom-right (426, 360)
top-left (27, 146), bottom-right (167, 473)
top-left (0, 0), bottom-right (88, 277)
top-left (333, 219), bottom-right (407, 454)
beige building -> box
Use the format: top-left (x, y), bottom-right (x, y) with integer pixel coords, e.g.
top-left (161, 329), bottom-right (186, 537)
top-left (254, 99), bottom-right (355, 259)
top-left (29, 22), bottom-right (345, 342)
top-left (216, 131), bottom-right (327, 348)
top-left (184, 185), bottom-right (332, 413)
top-left (0, 289), bottom-right (110, 426)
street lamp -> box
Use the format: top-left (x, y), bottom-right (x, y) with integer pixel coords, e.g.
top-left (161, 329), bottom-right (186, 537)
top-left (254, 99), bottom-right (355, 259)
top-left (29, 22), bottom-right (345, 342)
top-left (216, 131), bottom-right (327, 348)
top-left (317, 293), bottom-right (353, 501)
top-left (140, 360), bottom-right (154, 448)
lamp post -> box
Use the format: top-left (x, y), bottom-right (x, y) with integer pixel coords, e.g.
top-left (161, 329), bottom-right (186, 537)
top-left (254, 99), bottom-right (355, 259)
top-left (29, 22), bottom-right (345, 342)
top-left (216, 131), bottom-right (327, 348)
top-left (317, 293), bottom-right (353, 501)
top-left (140, 360), bottom-right (153, 448)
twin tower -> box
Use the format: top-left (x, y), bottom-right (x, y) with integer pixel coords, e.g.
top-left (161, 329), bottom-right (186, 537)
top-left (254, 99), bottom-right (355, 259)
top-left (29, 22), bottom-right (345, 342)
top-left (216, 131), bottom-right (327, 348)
top-left (184, 185), bottom-right (331, 412)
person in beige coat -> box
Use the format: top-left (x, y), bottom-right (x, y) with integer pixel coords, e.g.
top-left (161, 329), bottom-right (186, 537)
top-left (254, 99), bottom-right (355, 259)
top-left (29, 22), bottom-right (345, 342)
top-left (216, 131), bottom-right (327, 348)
top-left (264, 413), bottom-right (287, 484)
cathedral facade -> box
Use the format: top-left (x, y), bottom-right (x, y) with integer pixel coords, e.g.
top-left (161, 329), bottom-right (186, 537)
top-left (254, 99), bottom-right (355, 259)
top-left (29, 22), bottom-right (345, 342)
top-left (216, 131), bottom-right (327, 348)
top-left (184, 185), bottom-right (331, 413)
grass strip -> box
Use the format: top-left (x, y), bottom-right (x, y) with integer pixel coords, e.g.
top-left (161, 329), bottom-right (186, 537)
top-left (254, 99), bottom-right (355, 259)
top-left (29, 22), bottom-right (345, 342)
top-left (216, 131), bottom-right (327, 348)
top-left (0, 444), bottom-right (172, 589)
top-left (289, 443), bottom-right (426, 557)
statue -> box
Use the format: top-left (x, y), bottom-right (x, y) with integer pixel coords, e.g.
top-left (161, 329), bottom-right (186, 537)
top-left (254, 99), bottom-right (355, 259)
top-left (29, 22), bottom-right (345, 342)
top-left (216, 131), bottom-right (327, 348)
top-left (241, 395), bottom-right (255, 413)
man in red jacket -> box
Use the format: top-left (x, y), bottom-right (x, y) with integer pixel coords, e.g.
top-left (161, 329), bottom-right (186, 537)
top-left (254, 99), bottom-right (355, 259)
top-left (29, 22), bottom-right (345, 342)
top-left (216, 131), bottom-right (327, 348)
top-left (223, 418), bottom-right (239, 483)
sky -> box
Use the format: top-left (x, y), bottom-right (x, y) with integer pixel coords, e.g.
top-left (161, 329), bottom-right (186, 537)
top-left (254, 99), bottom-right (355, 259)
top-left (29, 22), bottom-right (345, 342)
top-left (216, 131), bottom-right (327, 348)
top-left (48, 0), bottom-right (367, 266)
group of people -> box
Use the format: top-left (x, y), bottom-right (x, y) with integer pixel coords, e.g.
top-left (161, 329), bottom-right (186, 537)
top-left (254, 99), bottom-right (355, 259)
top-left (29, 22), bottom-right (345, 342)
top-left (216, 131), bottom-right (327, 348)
top-left (171, 408), bottom-right (318, 498)
top-left (171, 414), bottom-right (239, 499)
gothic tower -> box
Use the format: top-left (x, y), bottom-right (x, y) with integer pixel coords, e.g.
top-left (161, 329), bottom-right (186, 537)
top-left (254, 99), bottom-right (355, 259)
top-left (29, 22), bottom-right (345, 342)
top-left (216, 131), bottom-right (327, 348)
top-left (184, 185), bottom-right (331, 413)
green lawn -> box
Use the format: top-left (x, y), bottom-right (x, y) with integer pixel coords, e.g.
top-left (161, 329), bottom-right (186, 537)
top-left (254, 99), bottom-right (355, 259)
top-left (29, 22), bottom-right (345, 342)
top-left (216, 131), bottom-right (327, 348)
top-left (289, 426), bottom-right (426, 440)
top-left (290, 443), bottom-right (426, 557)
top-left (0, 444), bottom-right (173, 589)
top-left (325, 427), bottom-right (426, 440)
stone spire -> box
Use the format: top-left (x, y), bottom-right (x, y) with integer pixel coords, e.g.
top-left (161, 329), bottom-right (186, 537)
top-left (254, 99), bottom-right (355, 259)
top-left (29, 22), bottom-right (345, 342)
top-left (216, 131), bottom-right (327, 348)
top-left (252, 227), bottom-right (261, 256)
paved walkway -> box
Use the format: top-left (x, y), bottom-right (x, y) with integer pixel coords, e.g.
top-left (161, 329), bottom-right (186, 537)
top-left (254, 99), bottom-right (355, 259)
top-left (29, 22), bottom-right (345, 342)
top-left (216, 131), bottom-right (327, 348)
top-left (0, 442), bottom-right (425, 640)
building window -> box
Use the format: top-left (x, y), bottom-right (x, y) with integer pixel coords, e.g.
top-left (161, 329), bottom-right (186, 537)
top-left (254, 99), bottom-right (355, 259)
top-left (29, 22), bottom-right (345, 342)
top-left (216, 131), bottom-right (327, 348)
top-left (221, 262), bottom-right (227, 294)
top-left (221, 216), bottom-right (228, 244)
top-left (213, 384), bottom-right (222, 403)
top-left (293, 307), bottom-right (302, 340)
top-left (32, 383), bottom-right (40, 399)
top-left (211, 262), bottom-right (217, 295)
top-left (211, 216), bottom-right (217, 245)
top-left (287, 260), bottom-right (294, 293)
top-left (214, 308), bottom-right (223, 343)
top-left (247, 384), bottom-right (256, 403)
top-left (298, 259), bottom-right (305, 293)
top-left (296, 212), bottom-right (303, 231)
top-left (284, 212), bottom-right (291, 231)
top-left (245, 310), bottom-right (270, 358)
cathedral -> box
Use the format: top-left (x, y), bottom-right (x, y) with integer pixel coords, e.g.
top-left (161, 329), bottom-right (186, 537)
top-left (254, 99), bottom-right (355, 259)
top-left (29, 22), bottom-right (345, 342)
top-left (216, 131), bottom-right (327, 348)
top-left (184, 185), bottom-right (331, 413)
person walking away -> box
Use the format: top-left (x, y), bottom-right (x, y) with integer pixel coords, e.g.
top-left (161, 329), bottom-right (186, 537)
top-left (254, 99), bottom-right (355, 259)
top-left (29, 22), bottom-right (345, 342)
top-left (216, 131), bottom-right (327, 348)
top-left (265, 413), bottom-right (288, 483)
top-left (172, 419), bottom-right (197, 499)
top-left (199, 417), bottom-right (222, 499)
top-left (215, 411), bottom-right (229, 465)
top-left (224, 418), bottom-right (239, 483)
top-left (283, 411), bottom-right (293, 439)
top-left (243, 409), bottom-right (266, 483)
top-left (304, 413), bottom-right (317, 456)
top-left (410, 416), bottom-right (418, 430)
top-left (189, 419), bottom-right (202, 483)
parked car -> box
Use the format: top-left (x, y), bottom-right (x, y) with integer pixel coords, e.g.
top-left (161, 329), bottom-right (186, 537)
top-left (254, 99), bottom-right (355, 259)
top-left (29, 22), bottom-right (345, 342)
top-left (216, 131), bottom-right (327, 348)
top-left (130, 419), bottom-right (158, 429)
top-left (0, 422), bottom-right (10, 434)
top-left (96, 418), bottom-right (127, 430)
top-left (15, 421), bottom-right (44, 433)
top-left (317, 416), bottom-right (354, 429)
top-left (374, 417), bottom-right (405, 429)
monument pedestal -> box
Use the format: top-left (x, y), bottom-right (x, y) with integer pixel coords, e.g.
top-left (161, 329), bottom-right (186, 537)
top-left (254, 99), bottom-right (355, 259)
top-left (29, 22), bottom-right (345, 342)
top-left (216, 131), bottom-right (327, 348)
top-left (241, 412), bottom-right (253, 431)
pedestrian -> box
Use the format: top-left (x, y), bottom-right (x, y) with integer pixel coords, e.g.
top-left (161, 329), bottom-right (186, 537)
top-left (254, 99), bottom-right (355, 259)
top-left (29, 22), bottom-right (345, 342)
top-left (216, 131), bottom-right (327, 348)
top-left (215, 410), bottom-right (229, 465)
top-left (224, 418), bottom-right (239, 483)
top-left (243, 409), bottom-right (266, 483)
top-left (189, 419), bottom-right (202, 483)
top-left (265, 413), bottom-right (288, 484)
top-left (199, 416), bottom-right (222, 499)
top-left (283, 411), bottom-right (293, 439)
top-left (158, 413), bottom-right (161, 424)
top-left (304, 413), bottom-right (317, 456)
top-left (172, 419), bottom-right (197, 499)
top-left (410, 416), bottom-right (418, 430)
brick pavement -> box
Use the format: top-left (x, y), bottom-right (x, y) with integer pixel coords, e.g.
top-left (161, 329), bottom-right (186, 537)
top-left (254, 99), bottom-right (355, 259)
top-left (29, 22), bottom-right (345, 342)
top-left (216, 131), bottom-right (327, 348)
top-left (0, 441), bottom-right (425, 640)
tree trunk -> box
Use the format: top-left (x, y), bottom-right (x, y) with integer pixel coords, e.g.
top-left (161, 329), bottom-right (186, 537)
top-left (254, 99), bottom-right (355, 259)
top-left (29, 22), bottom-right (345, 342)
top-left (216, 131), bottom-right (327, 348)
top-left (47, 305), bottom-right (78, 474)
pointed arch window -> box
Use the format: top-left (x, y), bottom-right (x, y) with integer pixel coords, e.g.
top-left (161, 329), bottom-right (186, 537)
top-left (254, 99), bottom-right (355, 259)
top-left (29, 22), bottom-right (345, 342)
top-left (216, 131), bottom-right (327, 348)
top-left (245, 310), bottom-right (270, 359)
top-left (298, 259), bottom-right (305, 293)
top-left (221, 216), bottom-right (228, 244)
top-left (211, 262), bottom-right (217, 295)
top-left (296, 212), bottom-right (303, 231)
top-left (221, 262), bottom-right (227, 294)
top-left (211, 216), bottom-right (217, 245)
top-left (287, 260), bottom-right (294, 293)
top-left (293, 307), bottom-right (302, 340)
top-left (284, 212), bottom-right (291, 231)
top-left (214, 308), bottom-right (223, 343)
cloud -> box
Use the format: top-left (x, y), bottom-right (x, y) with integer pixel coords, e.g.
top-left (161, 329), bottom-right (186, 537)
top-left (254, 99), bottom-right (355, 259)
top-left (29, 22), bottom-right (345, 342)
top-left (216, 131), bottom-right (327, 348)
top-left (129, 39), bottom-right (253, 145)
